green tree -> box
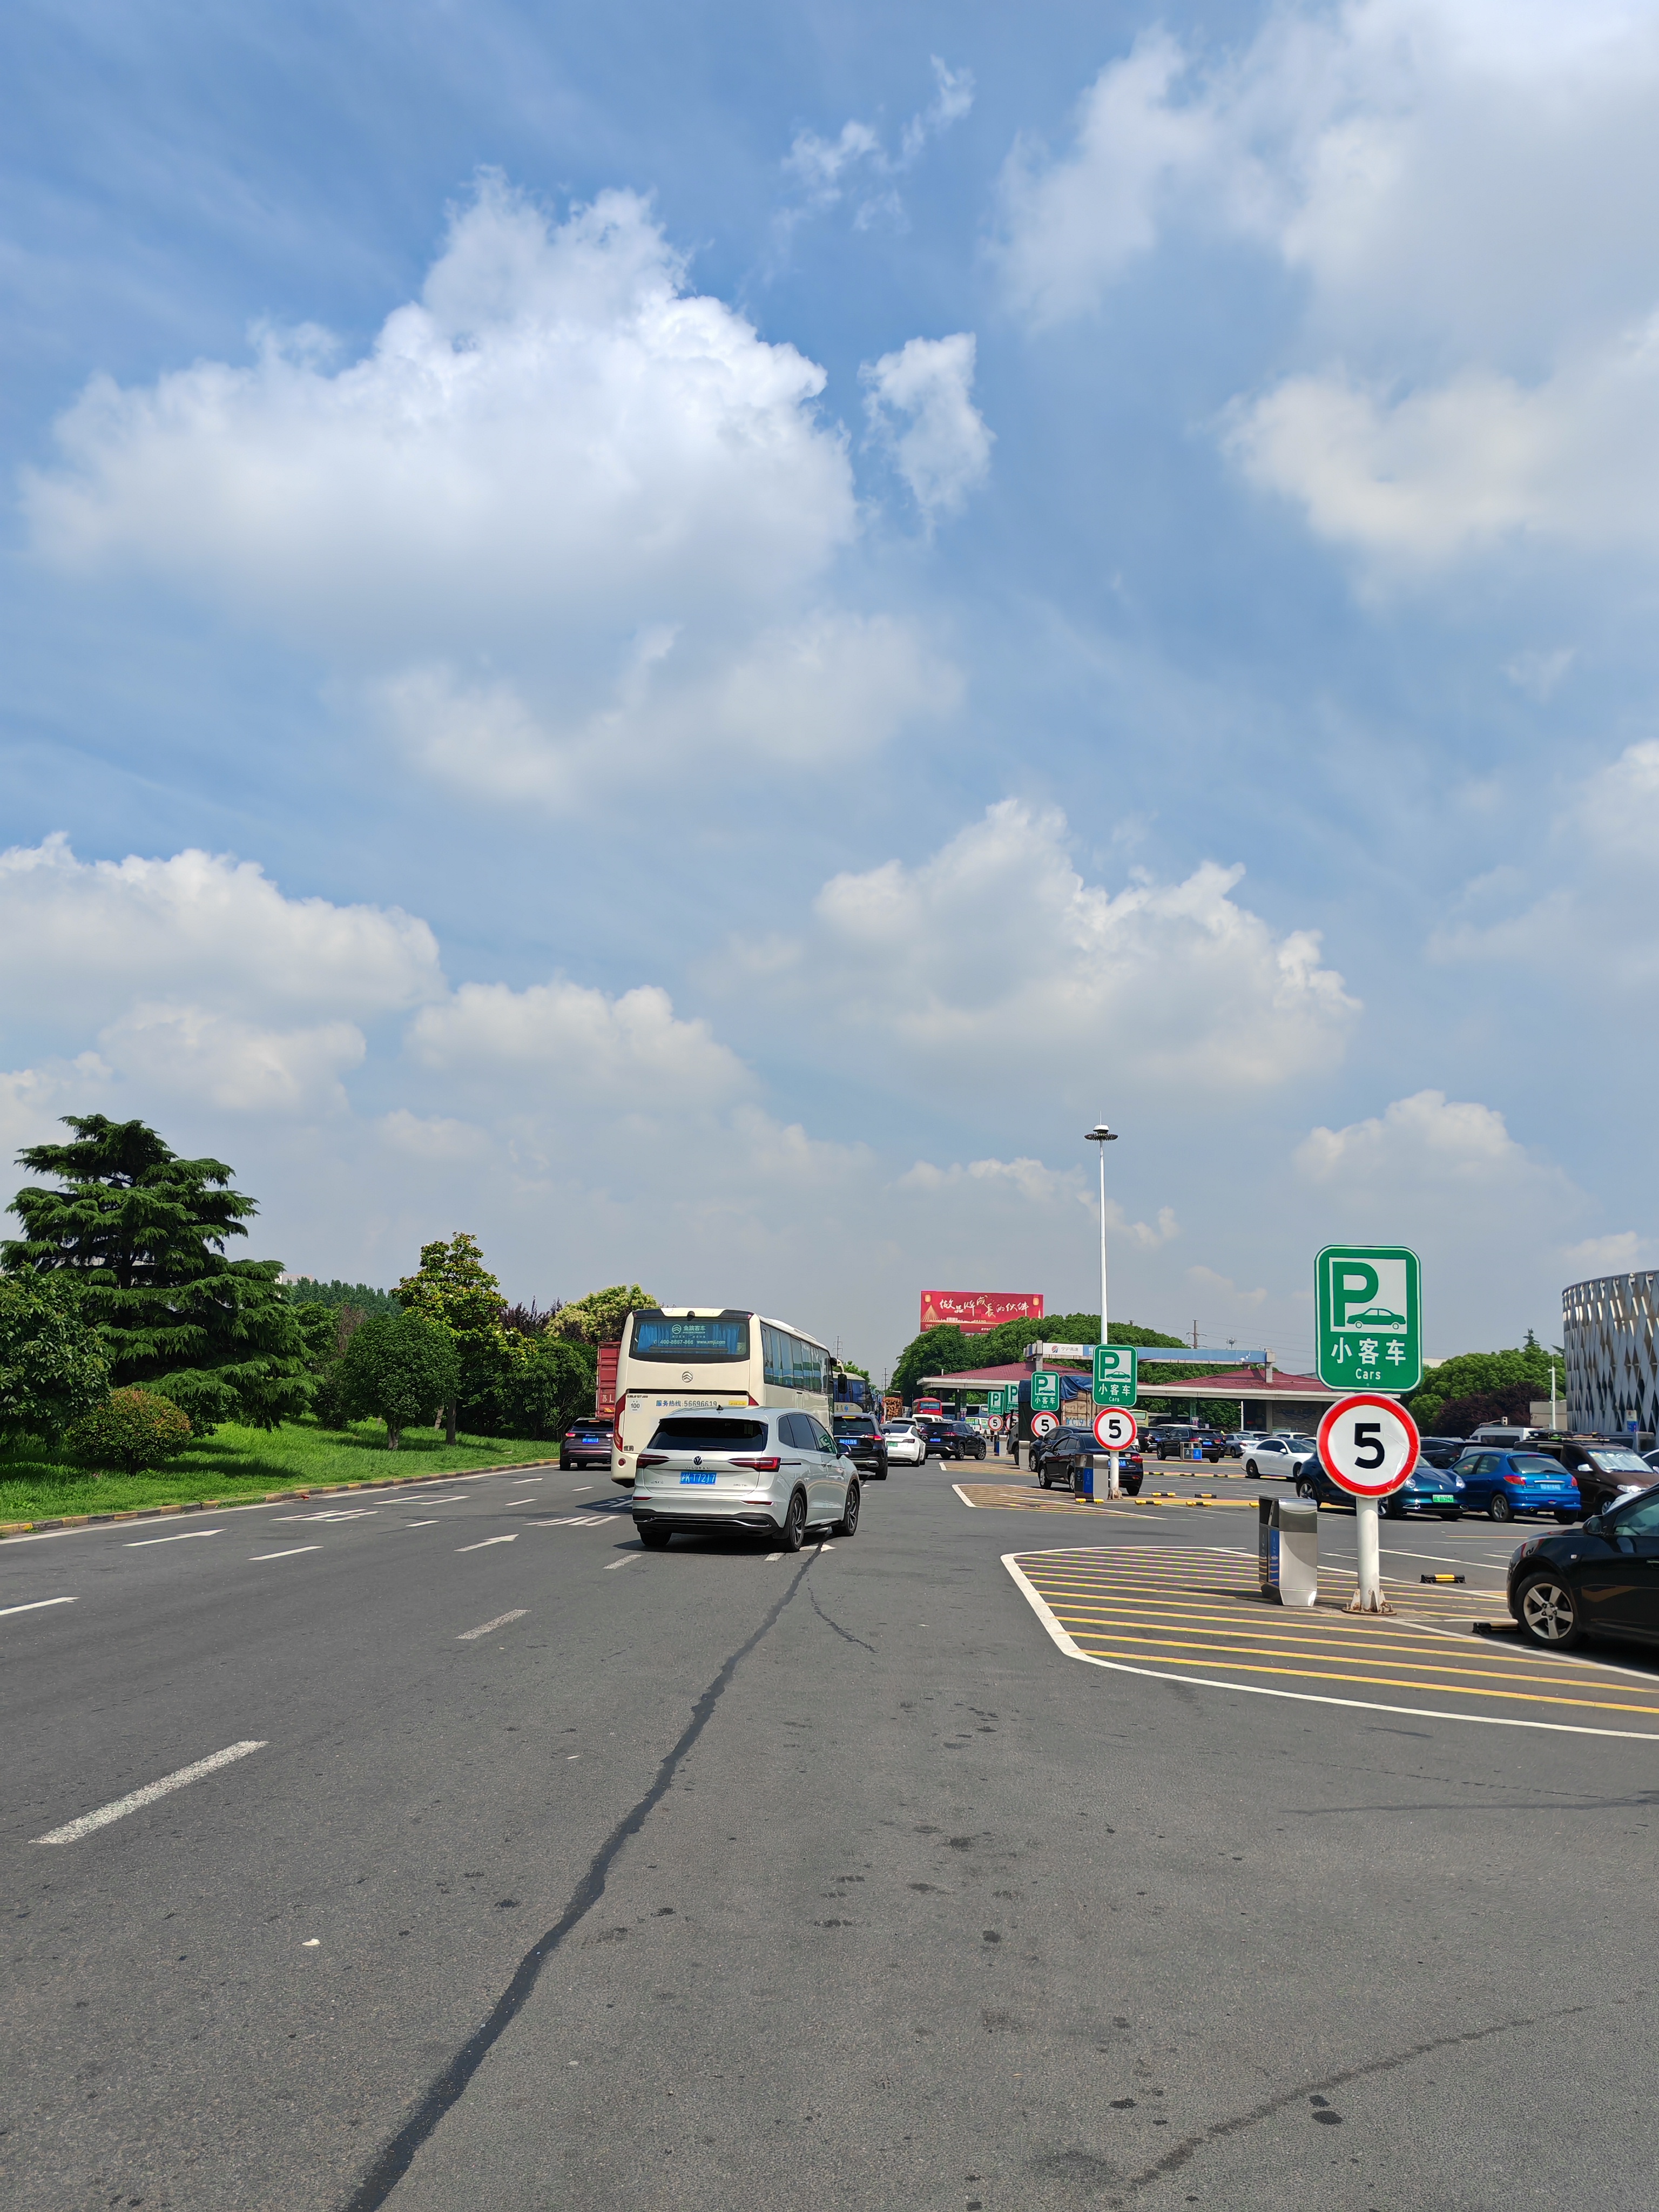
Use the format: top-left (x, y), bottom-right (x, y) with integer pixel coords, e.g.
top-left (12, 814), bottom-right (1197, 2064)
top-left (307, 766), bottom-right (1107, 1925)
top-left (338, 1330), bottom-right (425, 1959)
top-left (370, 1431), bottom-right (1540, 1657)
top-left (493, 1334), bottom-right (596, 1440)
top-left (0, 1276), bottom-right (110, 1442)
top-left (3, 1115), bottom-right (309, 1432)
top-left (279, 1277), bottom-right (401, 1318)
top-left (339, 1310), bottom-right (460, 1449)
top-left (395, 1232), bottom-right (507, 1442)
top-left (889, 1311), bottom-right (1184, 1401)
top-left (1405, 1345), bottom-right (1564, 1435)
top-left (554, 1284), bottom-right (656, 1345)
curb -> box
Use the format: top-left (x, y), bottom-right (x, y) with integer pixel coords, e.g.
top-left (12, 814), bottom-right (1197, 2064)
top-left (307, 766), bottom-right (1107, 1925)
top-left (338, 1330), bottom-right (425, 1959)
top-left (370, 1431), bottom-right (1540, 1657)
top-left (0, 1458), bottom-right (561, 1542)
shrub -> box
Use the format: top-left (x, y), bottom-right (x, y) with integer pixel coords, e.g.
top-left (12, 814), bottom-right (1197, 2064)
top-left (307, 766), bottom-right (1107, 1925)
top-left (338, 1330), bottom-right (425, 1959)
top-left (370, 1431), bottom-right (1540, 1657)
top-left (0, 1275), bottom-right (110, 1442)
top-left (339, 1310), bottom-right (460, 1448)
top-left (67, 1388), bottom-right (192, 1473)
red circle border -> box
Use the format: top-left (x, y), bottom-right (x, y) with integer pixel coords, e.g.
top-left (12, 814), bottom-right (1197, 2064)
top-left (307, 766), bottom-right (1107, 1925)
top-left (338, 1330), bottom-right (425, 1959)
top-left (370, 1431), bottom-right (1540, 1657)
top-left (1316, 1392), bottom-right (1420, 1497)
top-left (1094, 1407), bottom-right (1139, 1449)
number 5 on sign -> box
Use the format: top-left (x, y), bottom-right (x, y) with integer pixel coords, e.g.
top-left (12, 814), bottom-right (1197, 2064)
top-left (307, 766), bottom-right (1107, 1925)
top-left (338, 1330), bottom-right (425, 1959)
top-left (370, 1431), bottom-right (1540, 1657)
top-left (1316, 1393), bottom-right (1418, 1498)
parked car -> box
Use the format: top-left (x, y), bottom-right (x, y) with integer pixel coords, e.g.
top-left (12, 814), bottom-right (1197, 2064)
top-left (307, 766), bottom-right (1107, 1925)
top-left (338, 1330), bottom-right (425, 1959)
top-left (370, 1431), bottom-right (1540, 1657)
top-left (559, 1414), bottom-right (615, 1471)
top-left (1416, 1435), bottom-right (1466, 1469)
top-left (1380, 1465), bottom-right (1466, 1519)
top-left (1451, 1448), bottom-right (1582, 1523)
top-left (1467, 1425), bottom-right (1539, 1448)
top-left (832, 1415), bottom-right (889, 1480)
top-left (881, 1420), bottom-right (928, 1466)
top-left (1530, 1439), bottom-right (1656, 1518)
top-left (1508, 1484), bottom-right (1659, 1649)
top-left (1245, 1434), bottom-right (1318, 1479)
top-left (1294, 1454), bottom-right (1361, 1509)
top-left (918, 1418), bottom-right (987, 1462)
top-left (1034, 1428), bottom-right (1144, 1495)
top-left (631, 1408), bottom-right (856, 1550)
top-left (1145, 1423), bottom-right (1237, 1462)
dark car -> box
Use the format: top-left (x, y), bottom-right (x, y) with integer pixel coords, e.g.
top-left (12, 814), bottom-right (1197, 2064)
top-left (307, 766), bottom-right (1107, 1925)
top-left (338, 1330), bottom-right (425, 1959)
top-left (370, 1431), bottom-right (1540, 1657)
top-left (1145, 1423), bottom-right (1237, 1464)
top-left (1508, 1485), bottom-right (1659, 1649)
top-left (1451, 1448), bottom-right (1582, 1524)
top-left (1417, 1436), bottom-right (1466, 1470)
top-left (1380, 1465), bottom-right (1466, 1519)
top-left (559, 1415), bottom-right (615, 1471)
top-left (918, 1418), bottom-right (987, 1462)
top-left (1034, 1427), bottom-right (1144, 1495)
top-left (1527, 1439), bottom-right (1654, 1519)
top-left (832, 1415), bottom-right (889, 1480)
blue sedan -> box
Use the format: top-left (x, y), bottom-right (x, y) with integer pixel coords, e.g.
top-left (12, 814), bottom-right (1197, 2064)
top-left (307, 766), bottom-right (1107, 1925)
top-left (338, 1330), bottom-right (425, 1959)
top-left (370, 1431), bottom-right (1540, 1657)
top-left (1452, 1448), bottom-right (1581, 1525)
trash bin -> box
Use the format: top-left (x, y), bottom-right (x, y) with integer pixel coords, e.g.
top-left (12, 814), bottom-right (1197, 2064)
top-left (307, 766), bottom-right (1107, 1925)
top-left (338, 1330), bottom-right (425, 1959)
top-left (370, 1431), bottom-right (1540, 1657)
top-left (1258, 1495), bottom-right (1318, 1607)
top-left (1073, 1452), bottom-right (1095, 1503)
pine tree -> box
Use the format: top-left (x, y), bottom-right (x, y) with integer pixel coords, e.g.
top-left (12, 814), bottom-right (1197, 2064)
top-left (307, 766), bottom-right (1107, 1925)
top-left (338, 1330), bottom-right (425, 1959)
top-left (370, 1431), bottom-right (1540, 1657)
top-left (3, 1115), bottom-right (310, 1432)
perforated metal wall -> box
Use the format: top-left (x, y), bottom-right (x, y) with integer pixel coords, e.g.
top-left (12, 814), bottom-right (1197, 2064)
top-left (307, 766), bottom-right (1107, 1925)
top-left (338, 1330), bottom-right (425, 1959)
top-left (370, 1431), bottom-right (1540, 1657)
top-left (1563, 1272), bottom-right (1659, 1439)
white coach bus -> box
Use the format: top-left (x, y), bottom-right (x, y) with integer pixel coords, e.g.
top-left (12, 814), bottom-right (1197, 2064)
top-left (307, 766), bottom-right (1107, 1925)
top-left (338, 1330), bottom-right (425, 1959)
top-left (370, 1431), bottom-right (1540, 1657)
top-left (610, 1307), bottom-right (833, 1487)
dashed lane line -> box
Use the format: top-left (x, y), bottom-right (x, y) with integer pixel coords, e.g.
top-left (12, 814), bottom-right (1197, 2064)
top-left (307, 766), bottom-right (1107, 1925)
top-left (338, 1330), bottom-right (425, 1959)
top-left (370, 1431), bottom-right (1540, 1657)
top-left (457, 1608), bottom-right (528, 1640)
top-left (124, 1529), bottom-right (221, 1547)
top-left (35, 1740), bottom-right (268, 1845)
top-left (1, 1596), bottom-right (77, 1619)
top-left (248, 1547), bottom-right (321, 1562)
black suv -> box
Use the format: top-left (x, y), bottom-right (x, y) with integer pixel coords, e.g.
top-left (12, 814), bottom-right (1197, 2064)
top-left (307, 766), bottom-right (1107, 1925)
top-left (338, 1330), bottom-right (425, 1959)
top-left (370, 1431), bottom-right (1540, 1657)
top-left (1034, 1428), bottom-right (1144, 1494)
top-left (918, 1419), bottom-right (987, 1462)
top-left (832, 1416), bottom-right (889, 1480)
top-left (559, 1415), bottom-right (615, 1471)
top-left (1145, 1423), bottom-right (1237, 1464)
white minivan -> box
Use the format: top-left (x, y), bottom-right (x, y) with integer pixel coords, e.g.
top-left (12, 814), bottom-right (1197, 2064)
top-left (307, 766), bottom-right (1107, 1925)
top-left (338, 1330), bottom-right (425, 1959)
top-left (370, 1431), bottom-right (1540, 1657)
top-left (630, 1409), bottom-right (857, 1551)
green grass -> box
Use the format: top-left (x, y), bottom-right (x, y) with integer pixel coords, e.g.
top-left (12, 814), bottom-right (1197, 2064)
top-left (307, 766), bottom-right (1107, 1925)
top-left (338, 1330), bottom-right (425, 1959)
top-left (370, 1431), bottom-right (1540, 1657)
top-left (0, 1416), bottom-right (556, 1525)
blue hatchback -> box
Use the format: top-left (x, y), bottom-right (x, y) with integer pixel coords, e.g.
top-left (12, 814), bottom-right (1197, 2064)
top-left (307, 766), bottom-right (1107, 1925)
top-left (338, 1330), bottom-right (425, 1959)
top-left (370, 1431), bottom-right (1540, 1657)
top-left (1452, 1448), bottom-right (1581, 1525)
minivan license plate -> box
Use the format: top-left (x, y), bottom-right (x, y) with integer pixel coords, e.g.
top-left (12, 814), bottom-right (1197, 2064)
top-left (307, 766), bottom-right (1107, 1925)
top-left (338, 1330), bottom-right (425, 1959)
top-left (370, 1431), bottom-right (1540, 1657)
top-left (679, 1471), bottom-right (715, 1485)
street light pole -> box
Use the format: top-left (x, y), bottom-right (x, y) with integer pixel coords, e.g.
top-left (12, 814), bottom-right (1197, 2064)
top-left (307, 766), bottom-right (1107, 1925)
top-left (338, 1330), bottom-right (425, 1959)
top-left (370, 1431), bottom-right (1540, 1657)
top-left (1085, 1124), bottom-right (1118, 1496)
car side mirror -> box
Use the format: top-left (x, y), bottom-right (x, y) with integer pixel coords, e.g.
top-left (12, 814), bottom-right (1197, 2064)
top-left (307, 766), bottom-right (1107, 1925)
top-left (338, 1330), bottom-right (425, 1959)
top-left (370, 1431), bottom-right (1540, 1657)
top-left (1584, 1514), bottom-right (1606, 1535)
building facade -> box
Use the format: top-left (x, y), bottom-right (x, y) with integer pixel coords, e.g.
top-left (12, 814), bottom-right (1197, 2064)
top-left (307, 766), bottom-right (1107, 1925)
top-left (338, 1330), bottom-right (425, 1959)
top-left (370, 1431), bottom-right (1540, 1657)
top-left (1563, 1272), bottom-right (1659, 1441)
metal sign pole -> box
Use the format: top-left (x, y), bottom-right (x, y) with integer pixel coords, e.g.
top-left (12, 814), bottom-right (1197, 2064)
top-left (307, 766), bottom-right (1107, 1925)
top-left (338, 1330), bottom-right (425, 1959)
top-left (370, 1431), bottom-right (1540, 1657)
top-left (1108, 1448), bottom-right (1120, 1500)
top-left (1350, 1495), bottom-right (1386, 1614)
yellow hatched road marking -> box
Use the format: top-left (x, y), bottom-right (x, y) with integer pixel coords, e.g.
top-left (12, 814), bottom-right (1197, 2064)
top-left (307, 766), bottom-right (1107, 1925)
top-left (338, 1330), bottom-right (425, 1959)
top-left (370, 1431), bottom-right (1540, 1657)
top-left (1050, 1620), bottom-right (1633, 1694)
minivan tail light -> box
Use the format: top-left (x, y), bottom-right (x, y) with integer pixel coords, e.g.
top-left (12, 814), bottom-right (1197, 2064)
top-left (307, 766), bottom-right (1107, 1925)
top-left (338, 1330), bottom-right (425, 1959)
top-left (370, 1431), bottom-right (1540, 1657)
top-left (636, 1453), bottom-right (669, 1468)
top-left (731, 1455), bottom-right (780, 1472)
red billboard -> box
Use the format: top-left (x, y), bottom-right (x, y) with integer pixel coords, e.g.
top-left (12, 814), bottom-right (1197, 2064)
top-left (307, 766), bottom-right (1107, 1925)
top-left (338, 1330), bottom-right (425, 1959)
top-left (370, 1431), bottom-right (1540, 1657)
top-left (919, 1291), bottom-right (1044, 1336)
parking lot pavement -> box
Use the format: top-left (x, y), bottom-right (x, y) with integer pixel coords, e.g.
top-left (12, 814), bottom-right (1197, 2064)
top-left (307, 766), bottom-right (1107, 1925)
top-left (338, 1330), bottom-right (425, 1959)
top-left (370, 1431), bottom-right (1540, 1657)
top-left (9, 1455), bottom-right (1659, 2211)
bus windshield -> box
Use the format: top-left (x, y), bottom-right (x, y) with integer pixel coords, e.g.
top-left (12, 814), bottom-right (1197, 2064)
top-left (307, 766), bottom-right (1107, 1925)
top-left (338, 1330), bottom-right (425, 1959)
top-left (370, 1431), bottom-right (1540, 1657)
top-left (629, 1312), bottom-right (751, 1363)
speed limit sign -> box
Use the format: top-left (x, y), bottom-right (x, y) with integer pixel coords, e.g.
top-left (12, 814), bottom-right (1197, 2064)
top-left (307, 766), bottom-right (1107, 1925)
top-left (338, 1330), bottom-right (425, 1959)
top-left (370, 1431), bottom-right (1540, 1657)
top-left (1031, 1411), bottom-right (1061, 1440)
top-left (1094, 1407), bottom-right (1138, 1452)
top-left (1317, 1393), bottom-right (1419, 1498)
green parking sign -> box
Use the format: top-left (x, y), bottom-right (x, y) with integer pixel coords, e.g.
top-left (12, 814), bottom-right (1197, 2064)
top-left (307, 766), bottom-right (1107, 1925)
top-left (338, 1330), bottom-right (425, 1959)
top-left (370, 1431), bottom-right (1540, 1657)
top-left (1093, 1344), bottom-right (1138, 1406)
top-left (1316, 1245), bottom-right (1421, 1393)
top-left (986, 1386), bottom-right (1008, 1415)
top-left (1030, 1371), bottom-right (1061, 1413)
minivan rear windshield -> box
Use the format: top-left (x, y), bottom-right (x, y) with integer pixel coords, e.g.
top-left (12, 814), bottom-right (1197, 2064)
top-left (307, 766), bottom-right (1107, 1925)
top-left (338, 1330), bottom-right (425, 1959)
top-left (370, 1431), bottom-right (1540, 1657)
top-left (647, 1417), bottom-right (768, 1448)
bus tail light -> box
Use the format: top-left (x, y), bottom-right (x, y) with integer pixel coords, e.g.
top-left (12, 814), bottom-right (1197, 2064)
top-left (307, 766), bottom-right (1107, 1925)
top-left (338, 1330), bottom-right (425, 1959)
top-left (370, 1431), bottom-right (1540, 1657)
top-left (731, 1455), bottom-right (780, 1472)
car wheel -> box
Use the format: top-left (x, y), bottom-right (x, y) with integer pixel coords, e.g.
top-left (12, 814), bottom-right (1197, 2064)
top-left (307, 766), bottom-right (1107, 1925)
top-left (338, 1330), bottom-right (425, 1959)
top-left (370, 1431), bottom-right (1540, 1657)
top-left (636, 1524), bottom-right (670, 1550)
top-left (837, 1480), bottom-right (860, 1539)
top-left (1037, 1467), bottom-right (1050, 1488)
top-left (1381, 1496), bottom-right (1406, 1519)
top-left (1488, 1492), bottom-right (1515, 1523)
top-left (1245, 1460), bottom-right (1259, 1478)
top-left (1296, 1476), bottom-right (1318, 1501)
top-left (1516, 1573), bottom-right (1584, 1650)
top-left (781, 1489), bottom-right (807, 1552)
top-left (559, 1455), bottom-right (571, 1471)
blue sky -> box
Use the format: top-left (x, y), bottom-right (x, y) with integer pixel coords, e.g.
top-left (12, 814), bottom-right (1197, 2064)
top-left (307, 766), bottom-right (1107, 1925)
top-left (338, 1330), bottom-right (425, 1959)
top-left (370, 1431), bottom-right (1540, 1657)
top-left (4, 0), bottom-right (1657, 1377)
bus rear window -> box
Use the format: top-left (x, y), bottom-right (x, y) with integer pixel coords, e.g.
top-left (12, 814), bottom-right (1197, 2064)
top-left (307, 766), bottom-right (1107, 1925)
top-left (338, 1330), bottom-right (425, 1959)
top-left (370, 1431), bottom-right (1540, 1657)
top-left (648, 1417), bottom-right (768, 1448)
top-left (630, 1312), bottom-right (751, 1363)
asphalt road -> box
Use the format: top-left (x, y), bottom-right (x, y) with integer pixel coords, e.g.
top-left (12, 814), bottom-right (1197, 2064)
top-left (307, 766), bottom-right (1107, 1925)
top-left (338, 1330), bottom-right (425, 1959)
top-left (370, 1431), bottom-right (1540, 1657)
top-left (5, 1461), bottom-right (1658, 2211)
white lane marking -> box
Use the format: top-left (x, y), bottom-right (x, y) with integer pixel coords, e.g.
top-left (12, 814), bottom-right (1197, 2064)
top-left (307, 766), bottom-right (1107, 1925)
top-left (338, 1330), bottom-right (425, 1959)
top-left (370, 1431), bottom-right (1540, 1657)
top-left (1000, 1552), bottom-right (1659, 1742)
top-left (403, 1520), bottom-right (439, 1529)
top-left (457, 1534), bottom-right (518, 1552)
top-left (457, 1608), bottom-right (529, 1641)
top-left (765, 1552), bottom-right (783, 1562)
top-left (951, 1484), bottom-right (978, 1508)
top-left (272, 1509), bottom-right (375, 1523)
top-left (248, 1547), bottom-right (321, 1562)
top-left (302, 1938), bottom-right (320, 1947)
top-left (35, 1739), bottom-right (267, 1845)
top-left (124, 1529), bottom-right (221, 1547)
top-left (527, 1515), bottom-right (608, 1528)
top-left (1, 1596), bottom-right (78, 1619)
top-left (510, 1479), bottom-right (543, 1486)
top-left (604, 1555), bottom-right (638, 1570)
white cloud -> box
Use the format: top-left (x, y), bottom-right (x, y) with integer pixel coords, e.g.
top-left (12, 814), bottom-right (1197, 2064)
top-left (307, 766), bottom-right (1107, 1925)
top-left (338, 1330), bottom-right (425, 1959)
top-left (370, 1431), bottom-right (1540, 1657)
top-left (376, 1109), bottom-right (491, 1162)
top-left (0, 834), bottom-right (441, 1040)
top-left (1562, 1231), bottom-right (1653, 1274)
top-left (1504, 646), bottom-right (1575, 700)
top-left (407, 978), bottom-right (748, 1103)
top-left (1294, 1089), bottom-right (1534, 1186)
top-left (100, 1006), bottom-right (366, 1115)
top-left (998, 2), bottom-right (1659, 571)
top-left (784, 57), bottom-right (974, 225)
top-left (813, 800), bottom-right (1356, 1088)
top-left (23, 179), bottom-right (955, 801)
top-left (862, 334), bottom-right (993, 522)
